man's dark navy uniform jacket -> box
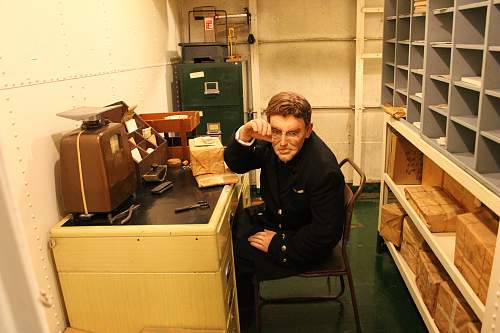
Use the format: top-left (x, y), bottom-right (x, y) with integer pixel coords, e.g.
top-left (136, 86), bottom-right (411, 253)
top-left (224, 131), bottom-right (346, 278)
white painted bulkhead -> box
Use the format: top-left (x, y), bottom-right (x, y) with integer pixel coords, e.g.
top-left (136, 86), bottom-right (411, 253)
top-left (0, 1), bottom-right (181, 332)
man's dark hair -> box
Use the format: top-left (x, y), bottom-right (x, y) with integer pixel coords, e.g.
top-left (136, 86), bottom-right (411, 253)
top-left (264, 91), bottom-right (312, 126)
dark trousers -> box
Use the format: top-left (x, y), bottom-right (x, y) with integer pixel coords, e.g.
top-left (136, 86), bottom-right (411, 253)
top-left (232, 205), bottom-right (304, 308)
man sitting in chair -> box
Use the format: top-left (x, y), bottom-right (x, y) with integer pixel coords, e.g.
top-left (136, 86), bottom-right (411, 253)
top-left (224, 91), bottom-right (346, 320)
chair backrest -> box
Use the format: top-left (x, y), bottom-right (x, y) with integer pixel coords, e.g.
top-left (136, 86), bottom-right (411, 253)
top-left (338, 158), bottom-right (366, 248)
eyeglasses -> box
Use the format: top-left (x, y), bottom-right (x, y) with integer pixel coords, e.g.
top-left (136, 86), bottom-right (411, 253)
top-left (271, 128), bottom-right (301, 141)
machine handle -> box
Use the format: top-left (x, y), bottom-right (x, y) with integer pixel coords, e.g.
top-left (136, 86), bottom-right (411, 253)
top-left (204, 81), bottom-right (220, 95)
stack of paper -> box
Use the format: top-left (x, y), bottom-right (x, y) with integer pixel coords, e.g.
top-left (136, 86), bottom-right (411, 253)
top-left (414, 0), bottom-right (427, 14)
top-left (461, 76), bottom-right (481, 88)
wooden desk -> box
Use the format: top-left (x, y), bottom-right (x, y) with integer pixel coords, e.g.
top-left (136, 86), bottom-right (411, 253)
top-left (50, 170), bottom-right (250, 333)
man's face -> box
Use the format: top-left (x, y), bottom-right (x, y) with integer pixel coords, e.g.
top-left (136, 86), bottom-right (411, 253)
top-left (269, 114), bottom-right (313, 162)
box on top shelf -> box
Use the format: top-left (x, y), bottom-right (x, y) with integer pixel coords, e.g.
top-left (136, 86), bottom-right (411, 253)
top-left (421, 154), bottom-right (482, 211)
top-left (400, 216), bottom-right (429, 274)
top-left (387, 130), bottom-right (423, 184)
top-left (405, 186), bottom-right (465, 232)
top-left (416, 250), bottom-right (449, 318)
top-left (442, 173), bottom-right (482, 212)
top-left (380, 203), bottom-right (407, 247)
top-left (434, 281), bottom-right (480, 333)
top-left (455, 209), bottom-right (499, 304)
top-left (422, 156), bottom-right (444, 187)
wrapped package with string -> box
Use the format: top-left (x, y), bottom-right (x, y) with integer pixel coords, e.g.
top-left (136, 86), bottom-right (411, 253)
top-left (434, 281), bottom-right (480, 333)
top-left (405, 186), bottom-right (465, 232)
top-left (455, 209), bottom-right (498, 303)
top-left (416, 250), bottom-right (448, 317)
top-left (195, 170), bottom-right (240, 188)
top-left (380, 203), bottom-right (406, 247)
top-left (189, 136), bottom-right (225, 177)
top-left (400, 216), bottom-right (429, 274)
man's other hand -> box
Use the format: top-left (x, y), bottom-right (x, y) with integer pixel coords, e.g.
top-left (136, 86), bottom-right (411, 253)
top-left (248, 229), bottom-right (277, 253)
top-left (240, 119), bottom-right (272, 143)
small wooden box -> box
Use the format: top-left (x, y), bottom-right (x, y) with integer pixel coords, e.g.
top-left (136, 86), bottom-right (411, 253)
top-left (103, 102), bottom-right (168, 179)
top-left (142, 111), bottom-right (201, 161)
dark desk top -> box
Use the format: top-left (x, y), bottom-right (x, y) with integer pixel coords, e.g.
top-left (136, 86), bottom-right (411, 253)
top-left (63, 168), bottom-right (225, 227)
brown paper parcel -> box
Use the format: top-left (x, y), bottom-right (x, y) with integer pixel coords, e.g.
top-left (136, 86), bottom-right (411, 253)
top-left (380, 203), bottom-right (406, 247)
top-left (189, 137), bottom-right (225, 177)
top-left (458, 322), bottom-right (481, 333)
top-left (416, 250), bottom-right (448, 317)
top-left (195, 171), bottom-right (239, 188)
top-left (434, 281), bottom-right (479, 333)
top-left (454, 210), bottom-right (498, 304)
top-left (405, 186), bottom-right (464, 232)
top-left (400, 217), bottom-right (428, 274)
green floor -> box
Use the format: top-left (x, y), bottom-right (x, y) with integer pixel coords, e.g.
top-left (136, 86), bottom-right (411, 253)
top-left (242, 199), bottom-right (426, 333)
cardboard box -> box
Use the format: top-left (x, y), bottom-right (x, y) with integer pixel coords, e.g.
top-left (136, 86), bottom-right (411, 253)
top-left (405, 186), bottom-right (465, 232)
top-left (380, 203), bottom-right (406, 247)
top-left (434, 281), bottom-right (479, 333)
top-left (454, 210), bottom-right (498, 303)
top-left (189, 137), bottom-right (225, 177)
top-left (400, 217), bottom-right (428, 274)
top-left (416, 251), bottom-right (448, 317)
top-left (386, 131), bottom-right (423, 184)
top-left (442, 173), bottom-right (482, 212)
top-left (422, 156), bottom-right (444, 187)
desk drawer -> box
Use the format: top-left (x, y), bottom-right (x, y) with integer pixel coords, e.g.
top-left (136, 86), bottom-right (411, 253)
top-left (217, 185), bottom-right (240, 259)
top-left (60, 248), bottom-right (236, 333)
top-left (221, 242), bottom-right (234, 307)
top-left (52, 234), bottom-right (221, 273)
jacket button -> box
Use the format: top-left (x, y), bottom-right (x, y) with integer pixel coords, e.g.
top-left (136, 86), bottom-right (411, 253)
top-left (277, 209), bottom-right (282, 215)
top-left (281, 245), bottom-right (287, 252)
top-left (278, 223), bottom-right (282, 228)
top-left (281, 233), bottom-right (285, 239)
top-left (282, 258), bottom-right (287, 263)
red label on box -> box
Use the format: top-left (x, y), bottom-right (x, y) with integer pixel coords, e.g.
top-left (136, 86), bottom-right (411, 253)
top-left (204, 17), bottom-right (214, 30)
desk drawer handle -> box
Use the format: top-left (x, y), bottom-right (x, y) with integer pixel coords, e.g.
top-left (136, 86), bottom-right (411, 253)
top-left (225, 261), bottom-right (232, 283)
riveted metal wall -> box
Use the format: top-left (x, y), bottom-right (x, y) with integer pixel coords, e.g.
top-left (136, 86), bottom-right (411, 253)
top-left (0, 1), bottom-right (180, 331)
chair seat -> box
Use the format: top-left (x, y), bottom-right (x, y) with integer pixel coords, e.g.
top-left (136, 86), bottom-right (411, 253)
top-left (299, 243), bottom-right (345, 277)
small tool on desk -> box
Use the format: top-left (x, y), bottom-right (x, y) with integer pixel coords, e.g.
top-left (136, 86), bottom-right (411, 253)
top-left (174, 200), bottom-right (210, 213)
top-left (150, 180), bottom-right (174, 194)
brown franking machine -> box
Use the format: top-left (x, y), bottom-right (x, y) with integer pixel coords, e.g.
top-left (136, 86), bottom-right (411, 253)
top-left (58, 105), bottom-right (137, 221)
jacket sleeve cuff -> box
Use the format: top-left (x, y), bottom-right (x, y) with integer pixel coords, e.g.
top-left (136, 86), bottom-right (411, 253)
top-left (235, 126), bottom-right (255, 146)
top-left (268, 232), bottom-right (290, 265)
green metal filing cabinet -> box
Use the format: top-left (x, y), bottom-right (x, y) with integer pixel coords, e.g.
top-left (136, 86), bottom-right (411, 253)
top-left (175, 62), bottom-right (245, 146)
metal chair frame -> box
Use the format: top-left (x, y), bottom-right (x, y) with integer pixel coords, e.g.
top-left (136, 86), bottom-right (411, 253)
top-left (254, 158), bottom-right (366, 333)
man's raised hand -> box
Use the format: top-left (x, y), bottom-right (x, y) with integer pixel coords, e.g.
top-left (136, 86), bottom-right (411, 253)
top-left (239, 119), bottom-right (272, 143)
